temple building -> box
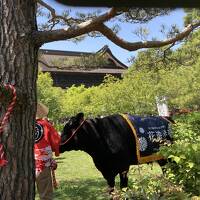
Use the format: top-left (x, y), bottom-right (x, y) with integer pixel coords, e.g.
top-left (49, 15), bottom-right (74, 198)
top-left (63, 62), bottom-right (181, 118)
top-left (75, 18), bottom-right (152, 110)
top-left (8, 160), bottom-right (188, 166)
top-left (38, 45), bottom-right (128, 89)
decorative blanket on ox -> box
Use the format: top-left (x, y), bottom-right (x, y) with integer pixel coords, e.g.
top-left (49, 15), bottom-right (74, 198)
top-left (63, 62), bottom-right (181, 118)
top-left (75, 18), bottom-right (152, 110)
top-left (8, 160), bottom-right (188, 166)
top-left (121, 114), bottom-right (172, 164)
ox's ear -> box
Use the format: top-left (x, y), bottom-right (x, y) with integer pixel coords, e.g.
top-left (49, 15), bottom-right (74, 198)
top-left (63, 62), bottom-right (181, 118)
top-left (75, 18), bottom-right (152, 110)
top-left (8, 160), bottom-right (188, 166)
top-left (76, 112), bottom-right (84, 123)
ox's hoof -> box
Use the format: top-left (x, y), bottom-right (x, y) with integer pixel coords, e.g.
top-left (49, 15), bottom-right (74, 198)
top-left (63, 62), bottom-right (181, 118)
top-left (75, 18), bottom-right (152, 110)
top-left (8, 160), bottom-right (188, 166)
top-left (107, 186), bottom-right (115, 194)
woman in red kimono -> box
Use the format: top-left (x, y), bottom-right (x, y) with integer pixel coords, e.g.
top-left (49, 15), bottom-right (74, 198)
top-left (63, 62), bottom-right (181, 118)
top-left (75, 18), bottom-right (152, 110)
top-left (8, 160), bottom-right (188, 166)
top-left (35, 103), bottom-right (61, 200)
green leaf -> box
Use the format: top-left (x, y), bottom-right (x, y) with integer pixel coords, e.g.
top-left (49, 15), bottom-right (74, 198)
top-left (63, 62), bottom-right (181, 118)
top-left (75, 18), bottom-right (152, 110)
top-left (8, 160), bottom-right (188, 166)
top-left (188, 162), bottom-right (194, 168)
top-left (173, 156), bottom-right (181, 163)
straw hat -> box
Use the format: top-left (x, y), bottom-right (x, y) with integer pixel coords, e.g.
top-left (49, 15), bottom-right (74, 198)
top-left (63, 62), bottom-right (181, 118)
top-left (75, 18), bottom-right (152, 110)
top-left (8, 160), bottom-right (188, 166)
top-left (36, 102), bottom-right (49, 119)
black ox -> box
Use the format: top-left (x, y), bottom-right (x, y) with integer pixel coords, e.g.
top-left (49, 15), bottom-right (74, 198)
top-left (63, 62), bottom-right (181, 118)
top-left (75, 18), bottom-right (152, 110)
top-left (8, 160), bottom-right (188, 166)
top-left (59, 113), bottom-right (174, 192)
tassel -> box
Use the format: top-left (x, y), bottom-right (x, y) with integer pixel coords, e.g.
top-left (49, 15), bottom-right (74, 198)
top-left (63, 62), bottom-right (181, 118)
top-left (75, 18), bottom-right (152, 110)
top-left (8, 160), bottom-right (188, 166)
top-left (51, 168), bottom-right (58, 189)
top-left (0, 84), bottom-right (17, 167)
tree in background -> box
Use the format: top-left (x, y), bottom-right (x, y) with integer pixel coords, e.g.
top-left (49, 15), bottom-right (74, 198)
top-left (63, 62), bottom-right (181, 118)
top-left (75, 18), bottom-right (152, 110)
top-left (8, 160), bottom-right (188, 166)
top-left (38, 50), bottom-right (200, 119)
top-left (1, 1), bottom-right (200, 199)
top-left (37, 72), bottom-right (64, 121)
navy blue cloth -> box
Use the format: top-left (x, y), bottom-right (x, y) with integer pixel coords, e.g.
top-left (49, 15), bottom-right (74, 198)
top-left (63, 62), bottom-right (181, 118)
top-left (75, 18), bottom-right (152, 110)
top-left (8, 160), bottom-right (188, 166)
top-left (128, 115), bottom-right (172, 157)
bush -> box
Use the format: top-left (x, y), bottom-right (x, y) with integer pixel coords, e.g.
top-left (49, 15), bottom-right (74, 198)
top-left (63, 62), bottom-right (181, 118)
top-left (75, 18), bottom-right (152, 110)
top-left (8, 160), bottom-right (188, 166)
top-left (119, 165), bottom-right (190, 200)
top-left (160, 113), bottom-right (200, 196)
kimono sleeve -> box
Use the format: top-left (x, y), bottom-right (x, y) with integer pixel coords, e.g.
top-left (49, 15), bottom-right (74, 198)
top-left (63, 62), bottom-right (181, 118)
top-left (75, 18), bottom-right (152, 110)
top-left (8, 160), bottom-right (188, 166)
top-left (47, 122), bottom-right (61, 157)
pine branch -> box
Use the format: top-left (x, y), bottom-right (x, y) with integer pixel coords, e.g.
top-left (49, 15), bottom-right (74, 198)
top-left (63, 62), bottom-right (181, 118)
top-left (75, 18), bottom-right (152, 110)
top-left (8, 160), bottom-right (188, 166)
top-left (95, 21), bottom-right (200, 51)
top-left (34, 7), bottom-right (119, 45)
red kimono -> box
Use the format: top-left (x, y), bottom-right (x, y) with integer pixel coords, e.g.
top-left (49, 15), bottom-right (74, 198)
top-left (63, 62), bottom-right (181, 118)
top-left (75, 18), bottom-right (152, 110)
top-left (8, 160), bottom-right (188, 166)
top-left (34, 119), bottom-right (61, 176)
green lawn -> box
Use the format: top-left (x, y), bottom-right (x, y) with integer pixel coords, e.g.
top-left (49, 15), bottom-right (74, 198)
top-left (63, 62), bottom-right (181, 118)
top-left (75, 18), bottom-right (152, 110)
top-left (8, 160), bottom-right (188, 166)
top-left (35, 151), bottom-right (111, 200)
top-left (35, 151), bottom-right (166, 200)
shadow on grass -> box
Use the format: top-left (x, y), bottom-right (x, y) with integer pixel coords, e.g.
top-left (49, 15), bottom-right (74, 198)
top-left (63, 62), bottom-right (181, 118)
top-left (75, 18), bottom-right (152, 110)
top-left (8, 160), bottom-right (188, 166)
top-left (54, 178), bottom-right (111, 200)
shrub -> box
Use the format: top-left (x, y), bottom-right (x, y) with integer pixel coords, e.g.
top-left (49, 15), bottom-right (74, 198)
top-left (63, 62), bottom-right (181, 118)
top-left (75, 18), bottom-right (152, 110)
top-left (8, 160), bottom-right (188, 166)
top-left (160, 113), bottom-right (200, 196)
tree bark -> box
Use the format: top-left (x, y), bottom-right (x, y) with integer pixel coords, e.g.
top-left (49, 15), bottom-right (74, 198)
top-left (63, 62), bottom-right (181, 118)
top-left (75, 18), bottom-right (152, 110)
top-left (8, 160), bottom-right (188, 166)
top-left (0, 1), bottom-right (37, 199)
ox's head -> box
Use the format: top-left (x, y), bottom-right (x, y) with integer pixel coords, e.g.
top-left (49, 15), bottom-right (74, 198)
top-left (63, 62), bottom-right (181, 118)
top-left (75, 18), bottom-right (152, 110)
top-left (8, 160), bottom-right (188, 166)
top-left (60, 112), bottom-right (84, 152)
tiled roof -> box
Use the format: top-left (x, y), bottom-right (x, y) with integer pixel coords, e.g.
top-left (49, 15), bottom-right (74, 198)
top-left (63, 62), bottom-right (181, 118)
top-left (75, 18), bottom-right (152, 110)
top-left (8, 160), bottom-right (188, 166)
top-left (38, 45), bottom-right (128, 73)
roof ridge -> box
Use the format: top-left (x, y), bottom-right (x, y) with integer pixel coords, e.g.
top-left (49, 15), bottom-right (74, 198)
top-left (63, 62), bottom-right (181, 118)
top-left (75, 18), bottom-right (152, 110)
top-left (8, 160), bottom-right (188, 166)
top-left (39, 46), bottom-right (128, 69)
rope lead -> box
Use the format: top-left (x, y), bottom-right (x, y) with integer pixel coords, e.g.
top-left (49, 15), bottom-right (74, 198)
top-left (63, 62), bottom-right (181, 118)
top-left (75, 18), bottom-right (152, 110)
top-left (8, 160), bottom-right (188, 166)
top-left (0, 84), bottom-right (17, 167)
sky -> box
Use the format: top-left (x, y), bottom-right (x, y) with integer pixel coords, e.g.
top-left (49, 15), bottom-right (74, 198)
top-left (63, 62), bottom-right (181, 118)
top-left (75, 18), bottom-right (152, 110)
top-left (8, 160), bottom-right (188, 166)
top-left (40, 1), bottom-right (186, 66)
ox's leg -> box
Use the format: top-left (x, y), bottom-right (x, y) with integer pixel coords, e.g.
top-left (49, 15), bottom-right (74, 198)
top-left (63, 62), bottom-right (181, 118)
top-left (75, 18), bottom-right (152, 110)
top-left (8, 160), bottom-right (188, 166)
top-left (106, 177), bottom-right (115, 194)
top-left (119, 169), bottom-right (129, 189)
top-left (102, 173), bottom-right (115, 194)
top-left (157, 159), bottom-right (168, 174)
top-left (158, 158), bottom-right (175, 175)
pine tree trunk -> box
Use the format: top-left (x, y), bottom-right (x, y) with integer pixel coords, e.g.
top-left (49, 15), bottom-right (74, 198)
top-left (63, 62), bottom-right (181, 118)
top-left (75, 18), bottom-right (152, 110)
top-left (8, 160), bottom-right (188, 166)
top-left (0, 1), bottom-right (37, 199)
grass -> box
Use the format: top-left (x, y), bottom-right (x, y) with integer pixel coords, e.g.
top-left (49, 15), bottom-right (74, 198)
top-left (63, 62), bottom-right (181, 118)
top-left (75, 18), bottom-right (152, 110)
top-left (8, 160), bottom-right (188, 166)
top-left (35, 151), bottom-right (111, 200)
top-left (36, 151), bottom-right (188, 200)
